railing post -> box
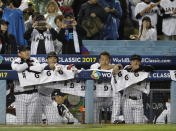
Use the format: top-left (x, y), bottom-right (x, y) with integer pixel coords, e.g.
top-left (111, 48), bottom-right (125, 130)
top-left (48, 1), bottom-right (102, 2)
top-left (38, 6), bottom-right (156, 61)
top-left (171, 81), bottom-right (176, 123)
top-left (0, 80), bottom-right (6, 124)
top-left (85, 80), bottom-right (94, 124)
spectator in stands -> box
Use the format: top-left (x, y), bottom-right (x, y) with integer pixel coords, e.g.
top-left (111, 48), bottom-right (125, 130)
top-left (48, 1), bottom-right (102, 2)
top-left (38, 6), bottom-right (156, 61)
top-left (22, 1), bottom-right (35, 22)
top-left (135, 0), bottom-right (160, 31)
top-left (0, 0), bottom-right (2, 6)
top-left (18, 0), bottom-right (28, 11)
top-left (57, 11), bottom-right (84, 54)
top-left (77, 0), bottom-right (108, 40)
top-left (130, 16), bottom-right (157, 40)
top-left (139, 16), bottom-right (157, 40)
top-left (72, 0), bottom-right (88, 19)
top-left (160, 0), bottom-right (176, 40)
top-left (54, 14), bottom-right (64, 33)
top-left (128, 0), bottom-right (141, 28)
top-left (0, 19), bottom-right (17, 54)
top-left (45, 0), bottom-right (62, 29)
top-left (59, 0), bottom-right (74, 14)
top-left (118, 0), bottom-right (128, 40)
top-left (25, 12), bottom-right (40, 31)
top-left (54, 15), bottom-right (64, 54)
top-left (98, 0), bottom-right (122, 40)
top-left (24, 14), bottom-right (58, 54)
top-left (1, 0), bottom-right (27, 46)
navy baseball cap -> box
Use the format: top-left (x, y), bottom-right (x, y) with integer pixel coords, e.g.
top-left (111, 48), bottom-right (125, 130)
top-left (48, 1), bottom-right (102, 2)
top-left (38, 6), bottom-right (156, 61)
top-left (130, 54), bottom-right (142, 61)
top-left (52, 89), bottom-right (65, 97)
top-left (17, 45), bottom-right (30, 53)
top-left (47, 52), bottom-right (58, 59)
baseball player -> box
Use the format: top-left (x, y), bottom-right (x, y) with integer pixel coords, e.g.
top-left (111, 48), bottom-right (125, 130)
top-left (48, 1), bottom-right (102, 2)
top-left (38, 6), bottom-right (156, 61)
top-left (156, 97), bottom-right (171, 124)
top-left (160, 0), bottom-right (176, 40)
top-left (35, 52), bottom-right (63, 124)
top-left (11, 45), bottom-right (44, 124)
top-left (52, 89), bottom-right (79, 124)
top-left (36, 51), bottom-right (78, 124)
top-left (90, 51), bottom-right (123, 123)
top-left (135, 0), bottom-right (160, 30)
top-left (122, 54), bottom-right (153, 124)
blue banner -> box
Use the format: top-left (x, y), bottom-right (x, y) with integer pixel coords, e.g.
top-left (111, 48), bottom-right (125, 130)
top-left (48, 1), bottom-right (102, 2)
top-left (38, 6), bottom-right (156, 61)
top-left (0, 55), bottom-right (175, 66)
top-left (0, 70), bottom-right (172, 81)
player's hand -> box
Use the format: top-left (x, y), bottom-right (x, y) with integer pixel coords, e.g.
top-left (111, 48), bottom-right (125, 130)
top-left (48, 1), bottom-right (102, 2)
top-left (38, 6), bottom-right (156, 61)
top-left (71, 66), bottom-right (78, 75)
top-left (26, 59), bottom-right (33, 67)
top-left (112, 64), bottom-right (123, 75)
top-left (112, 66), bottom-right (120, 75)
top-left (55, 64), bottom-right (63, 74)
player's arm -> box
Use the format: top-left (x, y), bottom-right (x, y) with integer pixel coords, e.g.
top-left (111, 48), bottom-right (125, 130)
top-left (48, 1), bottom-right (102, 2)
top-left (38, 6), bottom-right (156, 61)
top-left (66, 64), bottom-right (78, 75)
top-left (26, 58), bottom-right (46, 73)
top-left (11, 59), bottom-right (28, 72)
top-left (135, 2), bottom-right (160, 19)
top-left (112, 64), bottom-right (123, 75)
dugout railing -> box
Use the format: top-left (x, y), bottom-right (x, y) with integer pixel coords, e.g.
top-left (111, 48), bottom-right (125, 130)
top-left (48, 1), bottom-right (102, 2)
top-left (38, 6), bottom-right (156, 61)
top-left (0, 55), bottom-right (176, 124)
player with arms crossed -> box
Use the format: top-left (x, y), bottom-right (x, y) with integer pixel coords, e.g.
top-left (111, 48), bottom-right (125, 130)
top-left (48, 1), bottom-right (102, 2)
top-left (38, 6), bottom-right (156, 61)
top-left (11, 45), bottom-right (44, 124)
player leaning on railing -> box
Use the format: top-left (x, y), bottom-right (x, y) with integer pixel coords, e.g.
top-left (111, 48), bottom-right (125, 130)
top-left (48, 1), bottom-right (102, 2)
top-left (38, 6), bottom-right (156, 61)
top-left (34, 51), bottom-right (78, 124)
top-left (90, 51), bottom-right (123, 124)
top-left (122, 54), bottom-right (154, 124)
top-left (11, 45), bottom-right (78, 124)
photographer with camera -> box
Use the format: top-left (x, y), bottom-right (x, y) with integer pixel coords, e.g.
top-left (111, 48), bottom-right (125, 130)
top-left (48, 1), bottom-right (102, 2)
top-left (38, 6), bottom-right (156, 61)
top-left (24, 14), bottom-right (59, 55)
top-left (57, 11), bottom-right (85, 54)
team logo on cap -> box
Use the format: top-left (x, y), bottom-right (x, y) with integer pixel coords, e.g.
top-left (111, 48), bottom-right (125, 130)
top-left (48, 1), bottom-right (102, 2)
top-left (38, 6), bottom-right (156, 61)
top-left (91, 70), bottom-right (101, 80)
top-left (0, 56), bottom-right (3, 64)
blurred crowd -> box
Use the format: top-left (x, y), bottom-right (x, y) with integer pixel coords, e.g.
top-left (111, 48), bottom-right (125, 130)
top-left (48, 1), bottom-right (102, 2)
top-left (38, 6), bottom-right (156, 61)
top-left (0, 0), bottom-right (176, 55)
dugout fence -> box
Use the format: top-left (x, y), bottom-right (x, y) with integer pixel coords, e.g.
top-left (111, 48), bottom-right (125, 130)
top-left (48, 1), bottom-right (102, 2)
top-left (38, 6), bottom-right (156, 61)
top-left (0, 55), bottom-right (176, 124)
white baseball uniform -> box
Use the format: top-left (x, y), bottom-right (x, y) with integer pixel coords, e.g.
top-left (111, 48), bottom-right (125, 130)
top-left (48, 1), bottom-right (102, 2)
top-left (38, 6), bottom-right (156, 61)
top-left (90, 63), bottom-right (121, 123)
top-left (36, 63), bottom-right (73, 124)
top-left (52, 101), bottom-right (79, 124)
top-left (160, 0), bottom-right (176, 36)
top-left (156, 102), bottom-right (171, 124)
top-left (11, 57), bottom-right (43, 124)
top-left (135, 1), bottom-right (160, 29)
top-left (122, 65), bottom-right (150, 124)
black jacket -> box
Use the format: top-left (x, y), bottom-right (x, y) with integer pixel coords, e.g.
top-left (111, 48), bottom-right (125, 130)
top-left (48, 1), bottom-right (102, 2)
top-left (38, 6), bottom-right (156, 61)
top-left (77, 2), bottom-right (108, 25)
top-left (57, 26), bottom-right (83, 54)
top-left (0, 32), bottom-right (17, 54)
